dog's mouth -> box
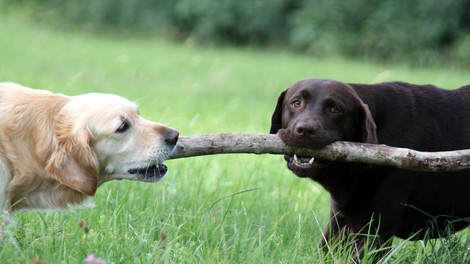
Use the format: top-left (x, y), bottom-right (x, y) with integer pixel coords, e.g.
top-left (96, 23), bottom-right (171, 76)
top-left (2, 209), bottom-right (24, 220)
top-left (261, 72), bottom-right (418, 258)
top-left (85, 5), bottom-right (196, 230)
top-left (128, 163), bottom-right (168, 182)
top-left (285, 154), bottom-right (329, 177)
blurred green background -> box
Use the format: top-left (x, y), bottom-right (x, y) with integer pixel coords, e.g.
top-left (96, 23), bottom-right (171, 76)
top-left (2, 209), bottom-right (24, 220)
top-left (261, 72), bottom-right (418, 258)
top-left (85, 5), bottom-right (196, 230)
top-left (2, 0), bottom-right (470, 67)
top-left (1, 1), bottom-right (470, 263)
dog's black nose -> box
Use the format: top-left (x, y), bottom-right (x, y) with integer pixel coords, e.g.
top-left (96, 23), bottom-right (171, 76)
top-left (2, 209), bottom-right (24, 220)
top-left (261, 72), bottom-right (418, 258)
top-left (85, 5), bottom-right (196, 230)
top-left (294, 121), bottom-right (319, 137)
top-left (164, 129), bottom-right (179, 146)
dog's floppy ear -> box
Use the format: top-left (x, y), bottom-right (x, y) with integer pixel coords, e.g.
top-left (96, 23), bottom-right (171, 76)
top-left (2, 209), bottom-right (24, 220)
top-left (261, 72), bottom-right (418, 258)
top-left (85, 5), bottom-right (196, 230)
top-left (46, 119), bottom-right (99, 196)
top-left (269, 90), bottom-right (287, 134)
top-left (359, 102), bottom-right (378, 144)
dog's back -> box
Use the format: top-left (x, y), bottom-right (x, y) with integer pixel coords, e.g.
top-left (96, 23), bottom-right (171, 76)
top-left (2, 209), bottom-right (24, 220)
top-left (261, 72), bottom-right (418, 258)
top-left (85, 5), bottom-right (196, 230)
top-left (351, 82), bottom-right (470, 239)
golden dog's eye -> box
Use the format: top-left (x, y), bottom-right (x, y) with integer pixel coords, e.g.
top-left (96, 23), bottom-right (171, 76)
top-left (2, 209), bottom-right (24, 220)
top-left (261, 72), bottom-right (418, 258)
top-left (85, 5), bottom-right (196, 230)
top-left (329, 106), bottom-right (342, 114)
top-left (116, 122), bottom-right (130, 133)
top-left (291, 100), bottom-right (302, 108)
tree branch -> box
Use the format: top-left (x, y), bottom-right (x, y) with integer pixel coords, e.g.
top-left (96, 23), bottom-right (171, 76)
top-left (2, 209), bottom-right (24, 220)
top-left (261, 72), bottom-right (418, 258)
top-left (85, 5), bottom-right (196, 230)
top-left (169, 133), bottom-right (470, 172)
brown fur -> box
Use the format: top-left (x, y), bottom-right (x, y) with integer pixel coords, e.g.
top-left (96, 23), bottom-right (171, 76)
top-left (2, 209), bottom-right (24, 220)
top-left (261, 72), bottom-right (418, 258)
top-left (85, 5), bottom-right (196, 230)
top-left (270, 78), bottom-right (470, 258)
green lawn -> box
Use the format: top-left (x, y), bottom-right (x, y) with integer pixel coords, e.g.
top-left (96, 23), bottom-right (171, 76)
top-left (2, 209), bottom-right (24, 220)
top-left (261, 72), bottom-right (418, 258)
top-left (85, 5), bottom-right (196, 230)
top-left (1, 17), bottom-right (470, 263)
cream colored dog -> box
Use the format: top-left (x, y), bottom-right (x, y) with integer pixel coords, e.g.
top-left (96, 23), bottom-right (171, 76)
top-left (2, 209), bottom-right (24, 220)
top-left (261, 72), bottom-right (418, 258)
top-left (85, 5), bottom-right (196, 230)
top-left (0, 83), bottom-right (178, 211)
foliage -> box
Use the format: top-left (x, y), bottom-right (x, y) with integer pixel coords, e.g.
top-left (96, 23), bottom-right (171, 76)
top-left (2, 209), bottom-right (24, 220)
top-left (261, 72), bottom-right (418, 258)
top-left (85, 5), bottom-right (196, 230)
top-left (290, 0), bottom-right (470, 65)
top-left (1, 0), bottom-right (470, 66)
top-left (171, 0), bottom-right (297, 46)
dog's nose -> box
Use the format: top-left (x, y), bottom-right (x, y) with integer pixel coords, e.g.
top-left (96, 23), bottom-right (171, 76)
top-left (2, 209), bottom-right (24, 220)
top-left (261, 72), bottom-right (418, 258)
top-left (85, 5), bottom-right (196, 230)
top-left (294, 121), bottom-right (319, 137)
top-left (164, 129), bottom-right (179, 146)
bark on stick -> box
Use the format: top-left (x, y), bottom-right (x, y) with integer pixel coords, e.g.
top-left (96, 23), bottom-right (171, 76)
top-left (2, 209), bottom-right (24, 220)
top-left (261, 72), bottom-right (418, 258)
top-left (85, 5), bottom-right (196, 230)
top-left (169, 133), bottom-right (470, 172)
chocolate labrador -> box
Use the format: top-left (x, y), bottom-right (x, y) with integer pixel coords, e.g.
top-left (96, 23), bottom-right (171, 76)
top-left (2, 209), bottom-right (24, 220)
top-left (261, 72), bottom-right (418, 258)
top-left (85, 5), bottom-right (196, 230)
top-left (270, 78), bottom-right (470, 256)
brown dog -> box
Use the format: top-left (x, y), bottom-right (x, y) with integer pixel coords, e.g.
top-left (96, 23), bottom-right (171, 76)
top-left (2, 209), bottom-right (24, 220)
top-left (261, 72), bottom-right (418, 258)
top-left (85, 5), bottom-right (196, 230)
top-left (270, 78), bottom-right (470, 256)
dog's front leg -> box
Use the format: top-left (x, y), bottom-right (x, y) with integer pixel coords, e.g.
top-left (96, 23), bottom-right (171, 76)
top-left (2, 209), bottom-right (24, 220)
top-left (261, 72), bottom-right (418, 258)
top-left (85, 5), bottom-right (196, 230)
top-left (319, 208), bottom-right (348, 249)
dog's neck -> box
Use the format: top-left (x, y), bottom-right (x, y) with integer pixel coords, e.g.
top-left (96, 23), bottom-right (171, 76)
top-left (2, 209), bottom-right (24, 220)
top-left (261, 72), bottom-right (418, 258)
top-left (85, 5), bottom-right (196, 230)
top-left (312, 163), bottom-right (372, 208)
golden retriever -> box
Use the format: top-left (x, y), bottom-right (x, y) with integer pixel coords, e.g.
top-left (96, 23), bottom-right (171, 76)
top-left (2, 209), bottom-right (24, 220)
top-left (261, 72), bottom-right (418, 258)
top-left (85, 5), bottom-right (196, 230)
top-left (0, 83), bottom-right (179, 211)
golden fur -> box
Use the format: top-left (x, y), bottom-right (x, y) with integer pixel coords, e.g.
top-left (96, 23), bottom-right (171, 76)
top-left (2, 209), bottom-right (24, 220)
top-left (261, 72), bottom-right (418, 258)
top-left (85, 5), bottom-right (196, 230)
top-left (0, 83), bottom-right (178, 211)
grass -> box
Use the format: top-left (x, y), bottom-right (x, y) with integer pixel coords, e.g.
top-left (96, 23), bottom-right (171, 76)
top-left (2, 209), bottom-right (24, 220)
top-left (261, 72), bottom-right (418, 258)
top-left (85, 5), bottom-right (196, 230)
top-left (1, 16), bottom-right (470, 263)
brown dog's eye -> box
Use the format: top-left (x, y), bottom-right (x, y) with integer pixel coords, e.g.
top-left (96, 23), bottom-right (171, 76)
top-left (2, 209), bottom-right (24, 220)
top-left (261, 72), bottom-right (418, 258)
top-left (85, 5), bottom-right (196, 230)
top-left (329, 106), bottom-right (342, 113)
top-left (291, 100), bottom-right (302, 108)
top-left (116, 122), bottom-right (130, 133)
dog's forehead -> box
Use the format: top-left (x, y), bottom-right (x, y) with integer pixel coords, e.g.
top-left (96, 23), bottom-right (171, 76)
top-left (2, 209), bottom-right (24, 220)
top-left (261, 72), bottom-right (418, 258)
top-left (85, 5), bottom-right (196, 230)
top-left (286, 78), bottom-right (354, 99)
top-left (69, 93), bottom-right (141, 135)
top-left (74, 93), bottom-right (139, 112)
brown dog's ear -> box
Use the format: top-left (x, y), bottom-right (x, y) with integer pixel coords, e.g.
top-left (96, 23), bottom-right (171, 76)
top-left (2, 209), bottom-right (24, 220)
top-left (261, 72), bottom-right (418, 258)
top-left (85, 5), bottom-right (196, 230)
top-left (270, 90), bottom-right (287, 134)
top-left (359, 102), bottom-right (378, 144)
top-left (46, 121), bottom-right (99, 196)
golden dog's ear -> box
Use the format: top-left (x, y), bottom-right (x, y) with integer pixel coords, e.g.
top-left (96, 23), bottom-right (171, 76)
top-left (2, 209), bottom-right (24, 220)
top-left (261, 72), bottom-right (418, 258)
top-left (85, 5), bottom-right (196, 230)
top-left (46, 122), bottom-right (99, 196)
top-left (270, 90), bottom-right (287, 134)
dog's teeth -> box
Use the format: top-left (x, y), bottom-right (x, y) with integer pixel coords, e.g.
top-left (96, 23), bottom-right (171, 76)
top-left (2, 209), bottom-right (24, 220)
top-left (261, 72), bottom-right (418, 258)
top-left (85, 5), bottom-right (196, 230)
top-left (309, 157), bottom-right (315, 164)
top-left (294, 154), bottom-right (301, 164)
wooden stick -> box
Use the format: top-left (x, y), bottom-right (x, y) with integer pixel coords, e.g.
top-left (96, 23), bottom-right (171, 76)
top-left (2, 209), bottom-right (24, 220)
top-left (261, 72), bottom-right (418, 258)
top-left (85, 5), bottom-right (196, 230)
top-left (169, 133), bottom-right (470, 172)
